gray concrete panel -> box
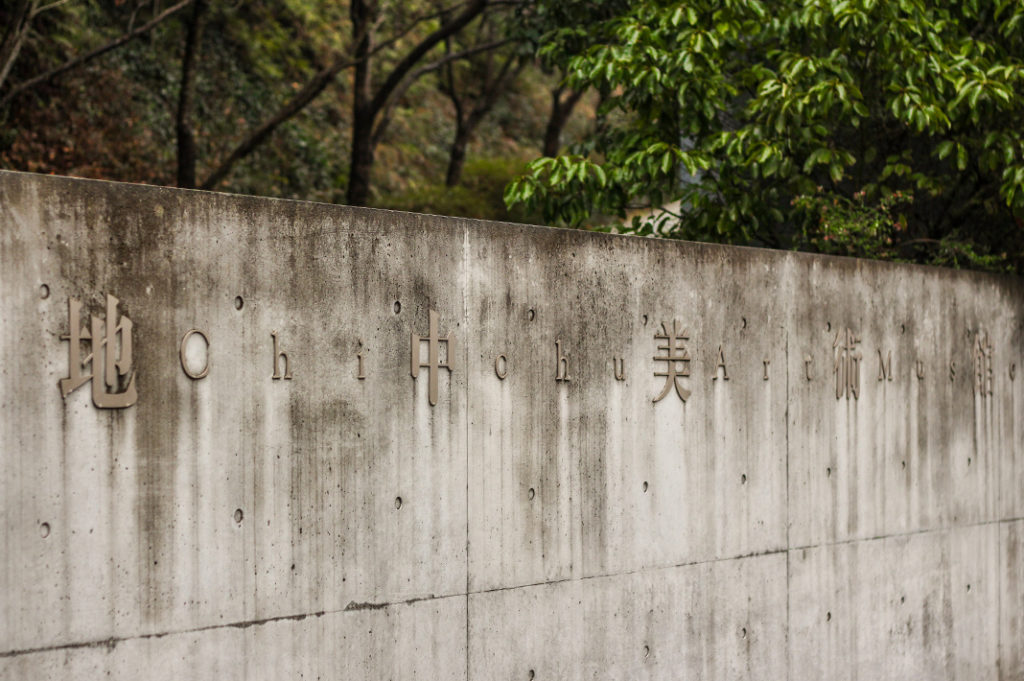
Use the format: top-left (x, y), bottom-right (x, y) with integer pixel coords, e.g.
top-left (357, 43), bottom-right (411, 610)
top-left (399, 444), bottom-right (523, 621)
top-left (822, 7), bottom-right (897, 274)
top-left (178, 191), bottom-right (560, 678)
top-left (1, 173), bottom-right (468, 652)
top-left (469, 553), bottom-right (787, 680)
top-left (1001, 520), bottom-right (1024, 681)
top-left (788, 525), bottom-right (1000, 681)
top-left (786, 260), bottom-right (1021, 549)
top-left (467, 228), bottom-right (788, 591)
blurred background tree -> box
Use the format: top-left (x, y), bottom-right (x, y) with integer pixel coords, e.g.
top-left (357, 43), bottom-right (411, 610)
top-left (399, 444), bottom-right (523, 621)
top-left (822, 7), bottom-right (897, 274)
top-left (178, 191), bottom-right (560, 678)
top-left (2, 0), bottom-right (1022, 273)
top-left (0, 0), bottom-right (585, 216)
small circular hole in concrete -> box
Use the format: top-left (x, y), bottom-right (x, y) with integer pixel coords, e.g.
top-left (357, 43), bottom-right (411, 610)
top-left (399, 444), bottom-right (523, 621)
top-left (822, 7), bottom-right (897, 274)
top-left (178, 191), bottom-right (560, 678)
top-left (901, 460), bottom-right (906, 470)
top-left (826, 611), bottom-right (832, 622)
top-left (528, 308), bottom-right (535, 321)
top-left (740, 627), bottom-right (747, 639)
top-left (394, 301), bottom-right (401, 314)
top-left (40, 284), bottom-right (50, 299)
top-left (643, 645), bottom-right (650, 659)
top-left (741, 473), bottom-right (747, 484)
top-left (826, 466), bottom-right (832, 478)
top-left (967, 457), bottom-right (972, 467)
top-left (900, 323), bottom-right (906, 334)
top-left (642, 314), bottom-right (648, 326)
top-left (40, 522), bottom-right (50, 538)
top-left (966, 584), bottom-right (971, 592)
top-left (528, 671), bottom-right (535, 680)
top-left (527, 488), bottom-right (535, 500)
top-left (826, 321), bottom-right (831, 332)
top-left (234, 296), bottom-right (244, 310)
top-left (642, 481), bottom-right (648, 493)
top-left (900, 595), bottom-right (905, 604)
top-left (741, 317), bottom-right (747, 329)
top-left (233, 509), bottom-right (244, 524)
top-left (395, 496), bottom-right (403, 510)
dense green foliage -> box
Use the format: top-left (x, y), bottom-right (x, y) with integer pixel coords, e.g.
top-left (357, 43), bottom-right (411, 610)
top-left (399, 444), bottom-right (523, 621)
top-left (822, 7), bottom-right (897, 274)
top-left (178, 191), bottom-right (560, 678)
top-left (506, 0), bottom-right (1024, 271)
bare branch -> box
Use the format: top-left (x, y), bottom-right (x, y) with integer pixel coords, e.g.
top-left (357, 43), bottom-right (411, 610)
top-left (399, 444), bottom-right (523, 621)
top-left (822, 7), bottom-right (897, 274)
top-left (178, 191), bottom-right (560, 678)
top-left (204, 0), bottom-right (494, 193)
top-left (0, 0), bottom-right (40, 93)
top-left (379, 1), bottom-right (472, 41)
top-left (469, 51), bottom-right (521, 124)
top-left (0, 0), bottom-right (195, 108)
top-left (368, 0), bottom-right (489, 116)
top-left (199, 9), bottom-right (472, 191)
top-left (199, 56), bottom-right (356, 190)
top-left (371, 37), bottom-right (510, 146)
top-left (30, 0), bottom-right (72, 18)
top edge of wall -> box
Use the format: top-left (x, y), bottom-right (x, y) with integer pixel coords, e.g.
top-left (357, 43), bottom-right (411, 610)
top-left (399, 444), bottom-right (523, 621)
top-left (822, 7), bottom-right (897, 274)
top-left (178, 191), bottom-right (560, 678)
top-left (2, 168), bottom-right (1021, 290)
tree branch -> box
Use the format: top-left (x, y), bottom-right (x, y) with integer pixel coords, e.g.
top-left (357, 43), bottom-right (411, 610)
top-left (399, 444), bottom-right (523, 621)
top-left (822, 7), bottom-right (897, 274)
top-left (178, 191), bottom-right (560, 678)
top-left (368, 0), bottom-right (488, 116)
top-left (0, 0), bottom-right (39, 93)
top-left (175, 0), bottom-right (206, 188)
top-left (199, 55), bottom-right (356, 190)
top-left (199, 6), bottom-right (475, 192)
top-left (0, 0), bottom-right (195, 108)
top-left (203, 0), bottom-right (490, 192)
top-left (371, 37), bottom-right (510, 146)
top-left (30, 0), bottom-right (71, 18)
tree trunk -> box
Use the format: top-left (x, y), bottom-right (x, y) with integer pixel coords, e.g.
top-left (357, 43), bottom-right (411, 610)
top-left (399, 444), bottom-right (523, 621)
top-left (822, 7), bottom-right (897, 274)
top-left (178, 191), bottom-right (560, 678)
top-left (543, 86), bottom-right (584, 158)
top-left (445, 120), bottom-right (470, 187)
top-left (442, 54), bottom-right (520, 188)
top-left (346, 0), bottom-right (488, 205)
top-left (348, 106), bottom-right (376, 205)
top-left (346, 0), bottom-right (375, 206)
top-left (175, 0), bottom-right (206, 188)
top-left (0, 0), bottom-right (38, 94)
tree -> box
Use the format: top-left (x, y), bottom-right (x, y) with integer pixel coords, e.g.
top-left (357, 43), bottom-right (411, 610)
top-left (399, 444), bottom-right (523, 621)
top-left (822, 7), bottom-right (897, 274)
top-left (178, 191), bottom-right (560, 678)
top-left (513, 0), bottom-right (628, 159)
top-left (192, 0), bottom-right (494, 203)
top-left (541, 84), bottom-right (583, 158)
top-left (345, 0), bottom-right (489, 205)
top-left (175, 0), bottom-right (207, 188)
top-left (1, 0), bottom-right (592, 218)
top-left (506, 0), bottom-right (1024, 272)
top-left (436, 10), bottom-right (524, 186)
top-left (0, 0), bottom-right (196, 109)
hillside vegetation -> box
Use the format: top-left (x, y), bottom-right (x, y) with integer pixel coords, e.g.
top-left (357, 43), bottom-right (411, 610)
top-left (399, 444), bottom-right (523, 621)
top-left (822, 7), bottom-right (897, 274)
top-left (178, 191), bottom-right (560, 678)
top-left (3, 0), bottom-right (1022, 272)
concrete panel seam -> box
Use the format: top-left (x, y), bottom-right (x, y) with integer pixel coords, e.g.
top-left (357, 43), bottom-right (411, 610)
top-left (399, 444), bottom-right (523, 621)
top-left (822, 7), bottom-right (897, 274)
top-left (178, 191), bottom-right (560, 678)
top-left (0, 592), bottom-right (464, 660)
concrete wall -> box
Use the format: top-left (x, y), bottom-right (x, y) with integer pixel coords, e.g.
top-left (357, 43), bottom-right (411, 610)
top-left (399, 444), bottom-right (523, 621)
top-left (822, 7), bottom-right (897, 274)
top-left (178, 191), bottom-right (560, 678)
top-left (0, 169), bottom-right (1021, 680)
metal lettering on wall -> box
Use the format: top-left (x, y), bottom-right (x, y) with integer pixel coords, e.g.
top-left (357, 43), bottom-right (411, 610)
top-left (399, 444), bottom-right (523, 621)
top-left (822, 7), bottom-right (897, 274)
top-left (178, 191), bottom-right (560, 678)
top-left (833, 328), bottom-right (862, 400)
top-left (54, 296), bottom-right (1018, 411)
top-left (653, 321), bottom-right (691, 403)
top-left (713, 346), bottom-right (729, 381)
top-left (973, 331), bottom-right (994, 396)
top-left (59, 294), bottom-right (137, 408)
top-left (554, 341), bottom-right (570, 383)
top-left (271, 331), bottom-right (293, 380)
top-left (411, 310), bottom-right (454, 406)
top-left (179, 329), bottom-right (210, 380)
top-left (877, 349), bottom-right (893, 382)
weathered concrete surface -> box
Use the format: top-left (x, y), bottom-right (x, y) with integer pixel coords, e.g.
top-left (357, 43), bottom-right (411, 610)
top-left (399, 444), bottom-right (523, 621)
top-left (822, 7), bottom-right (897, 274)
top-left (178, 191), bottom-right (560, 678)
top-left (1, 170), bottom-right (1022, 679)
